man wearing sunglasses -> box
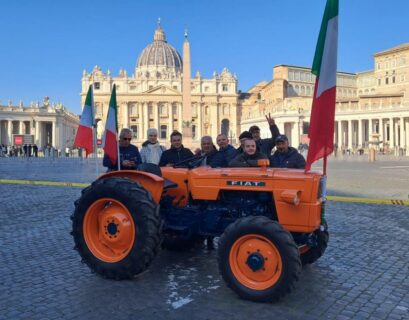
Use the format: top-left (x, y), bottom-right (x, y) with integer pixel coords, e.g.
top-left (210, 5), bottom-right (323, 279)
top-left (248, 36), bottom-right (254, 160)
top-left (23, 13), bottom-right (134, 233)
top-left (103, 128), bottom-right (142, 171)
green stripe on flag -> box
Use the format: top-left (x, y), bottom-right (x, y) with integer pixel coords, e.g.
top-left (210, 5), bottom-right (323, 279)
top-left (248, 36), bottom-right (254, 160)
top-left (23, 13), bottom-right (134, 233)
top-left (85, 85), bottom-right (94, 124)
top-left (109, 84), bottom-right (118, 132)
top-left (312, 0), bottom-right (339, 76)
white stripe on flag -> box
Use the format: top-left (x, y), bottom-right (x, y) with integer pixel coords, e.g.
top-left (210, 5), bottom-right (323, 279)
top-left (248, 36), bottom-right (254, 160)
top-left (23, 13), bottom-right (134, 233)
top-left (316, 16), bottom-right (338, 98)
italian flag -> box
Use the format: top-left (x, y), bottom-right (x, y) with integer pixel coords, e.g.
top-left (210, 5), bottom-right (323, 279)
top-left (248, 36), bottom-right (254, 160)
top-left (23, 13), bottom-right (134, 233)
top-left (305, 0), bottom-right (338, 172)
top-left (74, 85), bottom-right (94, 156)
top-left (102, 84), bottom-right (119, 165)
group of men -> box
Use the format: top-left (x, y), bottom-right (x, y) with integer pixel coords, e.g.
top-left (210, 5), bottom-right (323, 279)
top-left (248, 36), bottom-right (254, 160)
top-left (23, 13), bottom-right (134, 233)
top-left (103, 114), bottom-right (306, 172)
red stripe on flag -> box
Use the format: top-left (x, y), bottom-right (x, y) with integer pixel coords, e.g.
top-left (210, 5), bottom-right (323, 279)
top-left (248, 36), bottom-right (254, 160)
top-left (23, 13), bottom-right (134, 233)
top-left (305, 83), bottom-right (336, 171)
top-left (74, 125), bottom-right (93, 156)
top-left (103, 130), bottom-right (118, 165)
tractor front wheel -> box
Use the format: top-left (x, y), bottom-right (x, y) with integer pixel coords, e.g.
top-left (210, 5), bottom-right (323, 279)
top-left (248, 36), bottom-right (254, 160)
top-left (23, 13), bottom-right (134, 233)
top-left (218, 216), bottom-right (301, 302)
top-left (71, 177), bottom-right (162, 279)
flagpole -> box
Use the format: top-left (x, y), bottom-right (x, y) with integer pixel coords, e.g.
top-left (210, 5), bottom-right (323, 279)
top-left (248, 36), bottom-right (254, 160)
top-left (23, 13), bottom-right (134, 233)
top-left (117, 133), bottom-right (120, 171)
top-left (90, 85), bottom-right (99, 177)
top-left (323, 146), bottom-right (327, 176)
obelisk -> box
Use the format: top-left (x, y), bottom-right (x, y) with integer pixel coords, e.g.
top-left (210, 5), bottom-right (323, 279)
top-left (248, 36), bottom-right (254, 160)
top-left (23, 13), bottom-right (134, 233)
top-left (182, 30), bottom-right (193, 144)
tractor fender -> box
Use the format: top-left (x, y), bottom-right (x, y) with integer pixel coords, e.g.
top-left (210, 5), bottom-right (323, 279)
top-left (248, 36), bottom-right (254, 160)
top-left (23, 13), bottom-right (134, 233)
top-left (97, 170), bottom-right (164, 204)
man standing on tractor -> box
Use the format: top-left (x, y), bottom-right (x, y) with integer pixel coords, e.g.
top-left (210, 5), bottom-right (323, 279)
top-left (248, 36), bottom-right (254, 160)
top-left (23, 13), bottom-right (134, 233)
top-left (269, 135), bottom-right (306, 169)
top-left (159, 130), bottom-right (194, 167)
top-left (228, 138), bottom-right (268, 167)
top-left (103, 128), bottom-right (142, 171)
top-left (249, 113), bottom-right (281, 156)
top-left (140, 128), bottom-right (166, 165)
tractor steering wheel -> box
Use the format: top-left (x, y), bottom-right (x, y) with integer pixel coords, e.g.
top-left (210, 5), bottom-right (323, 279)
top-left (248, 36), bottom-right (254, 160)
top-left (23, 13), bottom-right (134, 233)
top-left (173, 155), bottom-right (205, 169)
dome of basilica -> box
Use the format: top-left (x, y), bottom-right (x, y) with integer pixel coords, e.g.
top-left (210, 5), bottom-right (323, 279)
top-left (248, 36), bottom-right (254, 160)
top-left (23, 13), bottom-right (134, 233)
top-left (136, 24), bottom-right (182, 73)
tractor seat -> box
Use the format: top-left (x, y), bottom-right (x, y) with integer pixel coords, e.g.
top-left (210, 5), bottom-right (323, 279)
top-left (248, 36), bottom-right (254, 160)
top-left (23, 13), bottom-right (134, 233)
top-left (137, 163), bottom-right (178, 190)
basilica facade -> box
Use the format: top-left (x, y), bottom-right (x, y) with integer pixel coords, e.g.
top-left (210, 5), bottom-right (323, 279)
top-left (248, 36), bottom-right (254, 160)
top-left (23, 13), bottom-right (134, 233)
top-left (81, 23), bottom-right (239, 148)
top-left (241, 43), bottom-right (409, 155)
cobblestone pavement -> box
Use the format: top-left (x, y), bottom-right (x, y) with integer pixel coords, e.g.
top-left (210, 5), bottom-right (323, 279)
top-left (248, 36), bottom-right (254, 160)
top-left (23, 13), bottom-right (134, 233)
top-left (0, 158), bottom-right (408, 319)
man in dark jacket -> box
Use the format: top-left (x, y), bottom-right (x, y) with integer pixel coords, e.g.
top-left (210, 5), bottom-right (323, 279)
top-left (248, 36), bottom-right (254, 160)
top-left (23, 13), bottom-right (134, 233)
top-left (103, 128), bottom-right (142, 171)
top-left (229, 139), bottom-right (268, 167)
top-left (159, 131), bottom-right (194, 167)
top-left (209, 134), bottom-right (237, 167)
top-left (249, 113), bottom-right (280, 156)
top-left (269, 134), bottom-right (306, 169)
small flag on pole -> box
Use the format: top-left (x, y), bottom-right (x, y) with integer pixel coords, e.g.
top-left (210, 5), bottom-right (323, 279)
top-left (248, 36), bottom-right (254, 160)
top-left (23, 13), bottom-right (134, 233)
top-left (305, 0), bottom-right (339, 173)
top-left (74, 85), bottom-right (94, 156)
top-left (102, 84), bottom-right (119, 166)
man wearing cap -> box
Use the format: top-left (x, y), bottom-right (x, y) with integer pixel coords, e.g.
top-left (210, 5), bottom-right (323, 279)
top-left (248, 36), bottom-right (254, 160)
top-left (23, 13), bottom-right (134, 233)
top-left (140, 128), bottom-right (166, 165)
top-left (249, 113), bottom-right (280, 156)
top-left (269, 134), bottom-right (306, 169)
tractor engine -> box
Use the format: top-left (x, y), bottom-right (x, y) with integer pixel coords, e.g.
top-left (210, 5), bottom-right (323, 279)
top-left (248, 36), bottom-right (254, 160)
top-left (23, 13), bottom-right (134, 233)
top-left (161, 190), bottom-right (275, 237)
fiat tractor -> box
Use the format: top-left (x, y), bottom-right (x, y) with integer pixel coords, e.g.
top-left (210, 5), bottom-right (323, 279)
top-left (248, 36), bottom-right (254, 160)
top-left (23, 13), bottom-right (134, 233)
top-left (71, 158), bottom-right (328, 302)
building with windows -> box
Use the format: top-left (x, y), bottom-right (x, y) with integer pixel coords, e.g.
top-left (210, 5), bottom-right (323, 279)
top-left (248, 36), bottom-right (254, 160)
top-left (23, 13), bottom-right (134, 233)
top-left (0, 97), bottom-right (79, 149)
top-left (240, 43), bottom-right (409, 155)
top-left (81, 22), bottom-right (240, 147)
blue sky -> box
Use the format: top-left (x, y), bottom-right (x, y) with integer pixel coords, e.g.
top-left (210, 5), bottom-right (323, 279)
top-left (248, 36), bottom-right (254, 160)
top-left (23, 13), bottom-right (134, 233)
top-left (1, 0), bottom-right (408, 114)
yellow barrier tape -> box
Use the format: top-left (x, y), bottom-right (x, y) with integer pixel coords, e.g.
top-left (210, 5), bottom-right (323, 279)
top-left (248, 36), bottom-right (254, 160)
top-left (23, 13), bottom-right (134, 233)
top-left (0, 179), bottom-right (89, 188)
top-left (0, 179), bottom-right (408, 206)
top-left (327, 195), bottom-right (409, 206)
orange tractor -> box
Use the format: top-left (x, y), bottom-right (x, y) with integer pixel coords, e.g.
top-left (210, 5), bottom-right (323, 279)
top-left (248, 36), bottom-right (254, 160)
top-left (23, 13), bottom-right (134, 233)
top-left (71, 159), bottom-right (328, 302)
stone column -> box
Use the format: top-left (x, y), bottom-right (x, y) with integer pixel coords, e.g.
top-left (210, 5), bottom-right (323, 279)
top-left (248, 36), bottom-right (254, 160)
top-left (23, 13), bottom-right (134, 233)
top-left (399, 117), bottom-right (405, 149)
top-left (52, 121), bottom-right (56, 147)
top-left (347, 120), bottom-right (352, 149)
top-left (35, 121), bottom-right (40, 146)
top-left (167, 103), bottom-right (172, 137)
top-left (178, 103), bottom-right (183, 133)
top-left (123, 102), bottom-right (129, 129)
top-left (196, 104), bottom-right (202, 140)
top-left (19, 121), bottom-right (24, 135)
top-left (7, 120), bottom-right (12, 145)
top-left (358, 119), bottom-right (363, 148)
top-left (405, 118), bottom-right (409, 156)
top-left (143, 103), bottom-right (149, 140)
top-left (337, 121), bottom-right (342, 147)
top-left (379, 118), bottom-right (384, 146)
top-left (389, 118), bottom-right (395, 148)
top-left (394, 118), bottom-right (399, 154)
top-left (154, 103), bottom-right (159, 138)
top-left (368, 119), bottom-right (373, 147)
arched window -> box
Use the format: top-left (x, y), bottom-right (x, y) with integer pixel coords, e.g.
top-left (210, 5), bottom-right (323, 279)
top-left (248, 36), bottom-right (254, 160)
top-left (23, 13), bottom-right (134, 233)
top-left (295, 85), bottom-right (299, 95)
top-left (306, 86), bottom-right (311, 96)
top-left (300, 86), bottom-right (305, 95)
top-left (205, 106), bottom-right (209, 115)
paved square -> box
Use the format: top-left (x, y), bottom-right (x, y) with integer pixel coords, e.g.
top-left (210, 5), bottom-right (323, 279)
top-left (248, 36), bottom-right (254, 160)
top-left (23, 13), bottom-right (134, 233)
top-left (0, 158), bottom-right (408, 319)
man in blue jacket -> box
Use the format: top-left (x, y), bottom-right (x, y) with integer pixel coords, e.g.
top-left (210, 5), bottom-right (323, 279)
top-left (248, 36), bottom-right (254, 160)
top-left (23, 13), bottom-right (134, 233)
top-left (103, 128), bottom-right (142, 171)
top-left (269, 134), bottom-right (306, 169)
top-left (208, 134), bottom-right (237, 167)
top-left (159, 131), bottom-right (194, 167)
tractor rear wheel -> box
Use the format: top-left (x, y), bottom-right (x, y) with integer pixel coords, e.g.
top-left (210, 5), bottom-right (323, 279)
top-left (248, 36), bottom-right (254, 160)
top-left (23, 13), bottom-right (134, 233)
top-left (71, 177), bottom-right (162, 279)
top-left (300, 222), bottom-right (329, 266)
top-left (218, 216), bottom-right (301, 302)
